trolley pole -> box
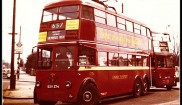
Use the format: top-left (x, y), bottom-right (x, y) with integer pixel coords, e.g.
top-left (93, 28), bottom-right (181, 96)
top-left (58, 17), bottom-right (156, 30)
top-left (121, 3), bottom-right (124, 13)
top-left (10, 0), bottom-right (16, 90)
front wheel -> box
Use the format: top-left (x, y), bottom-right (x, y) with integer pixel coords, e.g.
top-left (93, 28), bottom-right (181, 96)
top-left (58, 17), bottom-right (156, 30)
top-left (78, 83), bottom-right (99, 105)
top-left (133, 79), bottom-right (142, 98)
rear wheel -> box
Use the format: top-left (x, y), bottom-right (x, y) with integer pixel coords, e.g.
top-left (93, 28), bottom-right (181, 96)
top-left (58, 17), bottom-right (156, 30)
top-left (78, 83), bottom-right (99, 105)
top-left (141, 79), bottom-right (149, 95)
top-left (133, 79), bottom-right (142, 98)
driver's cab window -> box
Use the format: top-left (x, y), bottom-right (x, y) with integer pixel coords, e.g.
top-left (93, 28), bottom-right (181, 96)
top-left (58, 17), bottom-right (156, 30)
top-left (55, 46), bottom-right (74, 70)
top-left (157, 56), bottom-right (166, 67)
top-left (166, 56), bottom-right (174, 68)
top-left (38, 48), bottom-right (52, 69)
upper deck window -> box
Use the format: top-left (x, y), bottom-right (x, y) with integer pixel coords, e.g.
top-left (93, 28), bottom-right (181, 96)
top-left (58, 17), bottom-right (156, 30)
top-left (141, 26), bottom-right (147, 36)
top-left (59, 5), bottom-right (79, 20)
top-left (42, 8), bottom-right (58, 22)
top-left (134, 23), bottom-right (141, 34)
top-left (107, 14), bottom-right (116, 27)
top-left (81, 6), bottom-right (94, 20)
top-left (117, 17), bottom-right (126, 30)
top-left (94, 9), bottom-right (106, 24)
top-left (126, 21), bottom-right (133, 32)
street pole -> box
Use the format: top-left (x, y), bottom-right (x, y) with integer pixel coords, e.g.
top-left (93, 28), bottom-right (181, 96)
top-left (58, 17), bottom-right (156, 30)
top-left (18, 26), bottom-right (21, 61)
top-left (10, 0), bottom-right (16, 90)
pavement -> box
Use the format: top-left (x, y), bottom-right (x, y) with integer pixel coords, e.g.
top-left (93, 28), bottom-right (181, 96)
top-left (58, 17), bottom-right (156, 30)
top-left (3, 70), bottom-right (35, 99)
top-left (3, 70), bottom-right (180, 99)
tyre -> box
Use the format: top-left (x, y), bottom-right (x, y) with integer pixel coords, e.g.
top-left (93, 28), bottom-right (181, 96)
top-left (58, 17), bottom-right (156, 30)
top-left (78, 83), bottom-right (99, 105)
top-left (133, 79), bottom-right (142, 98)
top-left (141, 79), bottom-right (149, 96)
top-left (166, 85), bottom-right (172, 90)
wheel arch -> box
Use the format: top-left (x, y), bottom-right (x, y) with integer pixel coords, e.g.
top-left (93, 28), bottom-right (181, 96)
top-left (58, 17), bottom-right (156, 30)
top-left (77, 77), bottom-right (98, 99)
top-left (134, 75), bottom-right (142, 82)
top-left (133, 75), bottom-right (142, 90)
top-left (142, 74), bottom-right (150, 87)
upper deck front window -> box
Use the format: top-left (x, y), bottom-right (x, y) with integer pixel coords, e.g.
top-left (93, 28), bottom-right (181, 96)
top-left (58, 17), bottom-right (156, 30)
top-left (42, 8), bottom-right (58, 22)
top-left (59, 5), bottom-right (79, 20)
top-left (81, 6), bottom-right (94, 20)
top-left (42, 5), bottom-right (79, 22)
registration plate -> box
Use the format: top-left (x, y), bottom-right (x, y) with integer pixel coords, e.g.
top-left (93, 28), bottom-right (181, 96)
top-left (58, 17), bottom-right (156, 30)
top-left (47, 85), bottom-right (60, 89)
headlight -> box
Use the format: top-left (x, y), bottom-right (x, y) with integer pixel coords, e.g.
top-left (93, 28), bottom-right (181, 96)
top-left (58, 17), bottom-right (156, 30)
top-left (36, 81), bottom-right (41, 88)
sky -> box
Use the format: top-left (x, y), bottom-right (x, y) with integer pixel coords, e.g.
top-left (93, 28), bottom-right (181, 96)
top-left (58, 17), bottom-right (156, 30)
top-left (2, 0), bottom-right (180, 64)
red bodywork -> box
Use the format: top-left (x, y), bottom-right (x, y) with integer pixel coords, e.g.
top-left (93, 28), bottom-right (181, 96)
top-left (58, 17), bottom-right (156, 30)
top-left (150, 53), bottom-right (176, 88)
top-left (151, 68), bottom-right (176, 87)
top-left (34, 0), bottom-right (151, 103)
top-left (35, 68), bottom-right (149, 102)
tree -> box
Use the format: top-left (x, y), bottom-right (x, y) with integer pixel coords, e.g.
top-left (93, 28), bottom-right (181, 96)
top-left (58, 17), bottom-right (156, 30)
top-left (171, 34), bottom-right (180, 66)
top-left (25, 52), bottom-right (37, 71)
top-left (19, 58), bottom-right (24, 67)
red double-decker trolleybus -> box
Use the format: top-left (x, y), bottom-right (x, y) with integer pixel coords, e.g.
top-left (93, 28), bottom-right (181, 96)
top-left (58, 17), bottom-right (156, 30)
top-left (150, 32), bottom-right (177, 90)
top-left (34, 0), bottom-right (152, 104)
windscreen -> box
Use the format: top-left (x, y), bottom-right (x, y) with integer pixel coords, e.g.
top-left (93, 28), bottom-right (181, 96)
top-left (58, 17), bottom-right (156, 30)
top-left (54, 46), bottom-right (74, 70)
top-left (157, 55), bottom-right (174, 68)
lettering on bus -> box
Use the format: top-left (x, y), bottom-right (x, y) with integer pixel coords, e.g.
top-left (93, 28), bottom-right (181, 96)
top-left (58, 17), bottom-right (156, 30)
top-left (47, 30), bottom-right (66, 40)
top-left (97, 27), bottom-right (141, 46)
top-left (50, 22), bottom-right (65, 29)
top-left (112, 75), bottom-right (128, 80)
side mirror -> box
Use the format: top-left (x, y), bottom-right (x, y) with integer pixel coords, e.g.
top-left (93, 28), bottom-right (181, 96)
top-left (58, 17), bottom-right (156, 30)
top-left (32, 46), bottom-right (37, 53)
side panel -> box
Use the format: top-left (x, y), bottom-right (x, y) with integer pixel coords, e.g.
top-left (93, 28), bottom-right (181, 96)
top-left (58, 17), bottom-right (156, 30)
top-left (35, 67), bottom-right (149, 103)
top-left (78, 67), bottom-right (149, 98)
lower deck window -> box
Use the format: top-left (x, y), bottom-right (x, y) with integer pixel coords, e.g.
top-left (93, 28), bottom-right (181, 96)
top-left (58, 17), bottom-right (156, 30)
top-left (78, 46), bottom-right (96, 66)
top-left (98, 52), bottom-right (107, 66)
